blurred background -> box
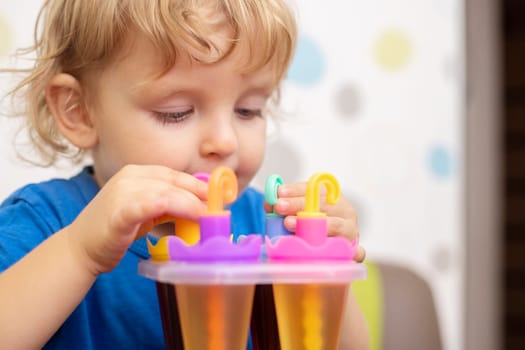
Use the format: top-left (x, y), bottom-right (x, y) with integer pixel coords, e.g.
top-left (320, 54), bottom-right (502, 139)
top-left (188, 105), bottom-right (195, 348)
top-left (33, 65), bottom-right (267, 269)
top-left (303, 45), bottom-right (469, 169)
top-left (0, 0), bottom-right (520, 349)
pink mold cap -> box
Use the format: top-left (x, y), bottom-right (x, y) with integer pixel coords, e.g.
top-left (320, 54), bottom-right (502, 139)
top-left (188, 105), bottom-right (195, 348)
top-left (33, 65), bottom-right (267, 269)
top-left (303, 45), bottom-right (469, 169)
top-left (265, 172), bottom-right (358, 261)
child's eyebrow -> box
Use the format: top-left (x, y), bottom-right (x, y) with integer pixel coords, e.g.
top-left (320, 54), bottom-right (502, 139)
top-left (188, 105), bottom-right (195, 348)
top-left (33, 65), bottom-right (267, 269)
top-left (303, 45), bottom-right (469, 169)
top-left (131, 77), bottom-right (275, 102)
top-left (130, 80), bottom-right (184, 102)
top-left (240, 85), bottom-right (274, 99)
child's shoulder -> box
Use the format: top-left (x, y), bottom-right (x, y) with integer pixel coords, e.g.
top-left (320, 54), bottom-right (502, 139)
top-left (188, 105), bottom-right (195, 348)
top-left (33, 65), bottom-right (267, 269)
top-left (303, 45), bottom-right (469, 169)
top-left (0, 167), bottom-right (98, 227)
top-left (0, 167), bottom-right (99, 266)
top-left (3, 167), bottom-right (97, 206)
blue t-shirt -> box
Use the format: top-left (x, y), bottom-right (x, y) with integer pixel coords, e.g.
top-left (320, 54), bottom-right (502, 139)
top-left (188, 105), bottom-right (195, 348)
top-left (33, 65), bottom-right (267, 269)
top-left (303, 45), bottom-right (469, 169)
top-left (0, 167), bottom-right (265, 349)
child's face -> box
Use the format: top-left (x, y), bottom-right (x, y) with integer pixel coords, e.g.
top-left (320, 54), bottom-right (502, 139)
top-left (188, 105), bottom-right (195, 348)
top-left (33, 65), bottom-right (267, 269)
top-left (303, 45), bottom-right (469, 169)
top-left (88, 32), bottom-right (273, 193)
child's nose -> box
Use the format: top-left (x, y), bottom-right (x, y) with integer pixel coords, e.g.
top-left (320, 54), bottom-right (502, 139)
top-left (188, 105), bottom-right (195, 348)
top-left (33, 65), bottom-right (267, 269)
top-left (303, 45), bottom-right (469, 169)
top-left (199, 116), bottom-right (238, 158)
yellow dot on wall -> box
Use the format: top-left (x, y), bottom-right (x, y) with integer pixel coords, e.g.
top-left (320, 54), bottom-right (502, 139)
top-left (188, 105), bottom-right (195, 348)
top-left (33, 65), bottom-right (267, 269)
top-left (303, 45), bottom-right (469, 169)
top-left (374, 30), bottom-right (412, 72)
top-left (0, 15), bottom-right (11, 59)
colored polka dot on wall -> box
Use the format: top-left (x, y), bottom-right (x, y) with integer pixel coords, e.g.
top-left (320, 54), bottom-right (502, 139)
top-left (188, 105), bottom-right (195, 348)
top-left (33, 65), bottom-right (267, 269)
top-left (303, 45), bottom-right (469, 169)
top-left (428, 145), bottom-right (453, 179)
top-left (255, 139), bottom-right (303, 185)
top-left (431, 244), bottom-right (453, 273)
top-left (374, 29), bottom-right (412, 72)
top-left (335, 83), bottom-right (362, 118)
top-left (286, 36), bottom-right (325, 86)
top-left (0, 15), bottom-right (11, 59)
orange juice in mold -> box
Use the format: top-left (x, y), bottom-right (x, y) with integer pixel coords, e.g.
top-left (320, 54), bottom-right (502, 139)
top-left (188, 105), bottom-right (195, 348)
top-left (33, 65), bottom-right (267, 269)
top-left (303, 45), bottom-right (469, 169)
top-left (147, 167), bottom-right (262, 350)
top-left (175, 284), bottom-right (254, 350)
top-left (265, 173), bottom-right (359, 350)
top-left (272, 283), bottom-right (349, 350)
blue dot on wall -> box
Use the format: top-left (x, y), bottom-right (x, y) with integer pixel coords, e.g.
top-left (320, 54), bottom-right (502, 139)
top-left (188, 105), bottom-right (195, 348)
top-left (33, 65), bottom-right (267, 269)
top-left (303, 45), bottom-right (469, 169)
top-left (428, 146), bottom-right (453, 178)
top-left (286, 36), bottom-right (325, 86)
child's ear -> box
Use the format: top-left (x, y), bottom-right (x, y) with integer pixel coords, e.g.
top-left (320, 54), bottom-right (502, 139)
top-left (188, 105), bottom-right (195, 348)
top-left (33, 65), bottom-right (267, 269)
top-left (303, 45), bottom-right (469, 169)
top-left (45, 73), bottom-right (97, 149)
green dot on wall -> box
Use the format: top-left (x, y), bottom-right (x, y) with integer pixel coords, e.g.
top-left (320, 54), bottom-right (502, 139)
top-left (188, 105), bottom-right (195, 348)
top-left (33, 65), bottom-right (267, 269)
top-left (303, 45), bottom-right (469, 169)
top-left (0, 15), bottom-right (11, 59)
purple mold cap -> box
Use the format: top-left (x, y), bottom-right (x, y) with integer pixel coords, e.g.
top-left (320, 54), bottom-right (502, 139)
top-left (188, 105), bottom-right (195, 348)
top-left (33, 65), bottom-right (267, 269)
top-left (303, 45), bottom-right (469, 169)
top-left (166, 166), bottom-right (262, 262)
top-left (168, 234), bottom-right (262, 262)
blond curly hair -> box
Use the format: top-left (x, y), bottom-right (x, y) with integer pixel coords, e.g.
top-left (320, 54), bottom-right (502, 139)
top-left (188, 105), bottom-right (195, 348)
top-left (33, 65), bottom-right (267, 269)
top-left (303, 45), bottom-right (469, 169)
top-left (4, 0), bottom-right (297, 166)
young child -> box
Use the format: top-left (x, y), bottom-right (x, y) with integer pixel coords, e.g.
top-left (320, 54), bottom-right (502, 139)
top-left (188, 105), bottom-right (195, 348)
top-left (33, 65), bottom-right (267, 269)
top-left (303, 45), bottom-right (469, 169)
top-left (0, 0), bottom-right (368, 349)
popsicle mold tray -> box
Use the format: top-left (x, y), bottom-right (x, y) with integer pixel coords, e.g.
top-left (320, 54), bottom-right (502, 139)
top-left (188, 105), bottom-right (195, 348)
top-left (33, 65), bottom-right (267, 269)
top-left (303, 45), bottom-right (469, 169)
top-left (138, 167), bottom-right (367, 350)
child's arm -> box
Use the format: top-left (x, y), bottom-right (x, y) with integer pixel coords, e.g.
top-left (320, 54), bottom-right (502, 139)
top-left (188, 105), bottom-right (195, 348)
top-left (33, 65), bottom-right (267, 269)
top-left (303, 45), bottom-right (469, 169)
top-left (273, 182), bottom-right (369, 349)
top-left (0, 227), bottom-right (99, 348)
top-left (0, 165), bottom-right (208, 349)
top-left (340, 289), bottom-right (370, 350)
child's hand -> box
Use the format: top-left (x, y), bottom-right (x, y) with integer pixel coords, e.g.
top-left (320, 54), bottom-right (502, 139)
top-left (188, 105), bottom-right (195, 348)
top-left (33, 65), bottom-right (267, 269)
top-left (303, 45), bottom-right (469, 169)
top-left (268, 182), bottom-right (366, 262)
top-left (66, 165), bottom-right (208, 276)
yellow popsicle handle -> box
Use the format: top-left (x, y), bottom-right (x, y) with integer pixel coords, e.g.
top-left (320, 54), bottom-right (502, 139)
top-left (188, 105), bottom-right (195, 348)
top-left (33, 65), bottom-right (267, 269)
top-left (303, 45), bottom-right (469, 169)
top-left (207, 166), bottom-right (238, 213)
top-left (174, 218), bottom-right (200, 245)
top-left (146, 237), bottom-right (170, 261)
top-left (300, 172), bottom-right (340, 217)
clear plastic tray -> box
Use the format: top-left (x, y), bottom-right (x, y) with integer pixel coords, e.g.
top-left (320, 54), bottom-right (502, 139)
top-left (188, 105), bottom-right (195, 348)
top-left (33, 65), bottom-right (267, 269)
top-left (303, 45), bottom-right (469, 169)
top-left (139, 260), bottom-right (367, 285)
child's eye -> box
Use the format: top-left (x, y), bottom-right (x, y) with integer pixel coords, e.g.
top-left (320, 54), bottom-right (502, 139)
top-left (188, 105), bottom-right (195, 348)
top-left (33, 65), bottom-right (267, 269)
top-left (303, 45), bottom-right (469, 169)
top-left (235, 108), bottom-right (262, 120)
top-left (153, 109), bottom-right (194, 125)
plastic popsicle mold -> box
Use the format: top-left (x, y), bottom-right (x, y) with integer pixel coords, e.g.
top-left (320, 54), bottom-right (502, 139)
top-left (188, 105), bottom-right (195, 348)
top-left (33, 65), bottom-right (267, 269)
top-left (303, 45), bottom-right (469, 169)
top-left (142, 169), bottom-right (366, 350)
top-left (264, 172), bottom-right (358, 350)
top-left (265, 172), bottom-right (358, 261)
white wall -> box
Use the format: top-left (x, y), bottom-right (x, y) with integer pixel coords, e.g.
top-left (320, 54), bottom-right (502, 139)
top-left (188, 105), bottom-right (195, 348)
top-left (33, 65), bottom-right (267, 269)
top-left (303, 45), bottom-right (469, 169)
top-left (254, 1), bottom-right (465, 349)
top-left (0, 1), bottom-right (84, 200)
top-left (1, 1), bottom-right (469, 349)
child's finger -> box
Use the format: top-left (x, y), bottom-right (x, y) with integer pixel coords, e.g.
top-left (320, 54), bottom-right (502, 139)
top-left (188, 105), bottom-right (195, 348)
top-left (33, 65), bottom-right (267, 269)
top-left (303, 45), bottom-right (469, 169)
top-left (273, 197), bottom-right (305, 216)
top-left (283, 215), bottom-right (297, 232)
top-left (321, 197), bottom-right (358, 226)
top-left (277, 182), bottom-right (308, 197)
top-left (326, 216), bottom-right (359, 241)
top-left (116, 165), bottom-right (209, 200)
top-left (354, 246), bottom-right (366, 262)
top-left (98, 178), bottom-right (206, 236)
top-left (274, 196), bottom-right (356, 224)
top-left (134, 185), bottom-right (207, 223)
